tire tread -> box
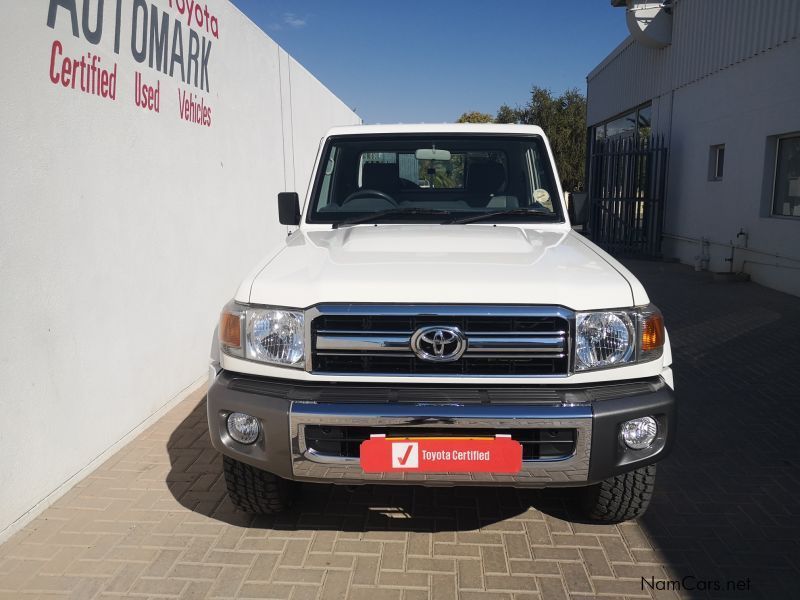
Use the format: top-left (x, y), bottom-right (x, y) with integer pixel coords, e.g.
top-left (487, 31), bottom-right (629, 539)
top-left (581, 465), bottom-right (656, 523)
top-left (222, 455), bottom-right (294, 514)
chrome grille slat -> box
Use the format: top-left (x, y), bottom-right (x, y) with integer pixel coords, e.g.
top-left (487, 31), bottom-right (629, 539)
top-left (316, 334), bottom-right (412, 352)
top-left (317, 334), bottom-right (566, 354)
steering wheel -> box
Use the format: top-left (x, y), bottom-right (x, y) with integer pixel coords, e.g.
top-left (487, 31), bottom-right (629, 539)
top-left (341, 189), bottom-right (397, 206)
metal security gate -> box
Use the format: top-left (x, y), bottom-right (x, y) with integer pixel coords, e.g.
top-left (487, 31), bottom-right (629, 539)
top-left (587, 135), bottom-right (668, 257)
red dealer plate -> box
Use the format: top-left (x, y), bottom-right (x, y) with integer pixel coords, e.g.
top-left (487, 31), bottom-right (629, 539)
top-left (360, 436), bottom-right (522, 473)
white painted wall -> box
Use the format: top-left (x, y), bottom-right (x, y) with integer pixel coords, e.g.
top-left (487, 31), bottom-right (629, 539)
top-left (661, 39), bottom-right (800, 295)
top-left (0, 0), bottom-right (359, 538)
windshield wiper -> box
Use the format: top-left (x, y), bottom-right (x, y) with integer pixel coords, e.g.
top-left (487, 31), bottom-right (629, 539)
top-left (333, 207), bottom-right (453, 228)
top-left (448, 207), bottom-right (555, 225)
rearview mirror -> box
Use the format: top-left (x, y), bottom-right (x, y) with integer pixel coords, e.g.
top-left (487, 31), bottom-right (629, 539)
top-left (415, 148), bottom-right (451, 161)
top-left (278, 192), bottom-right (300, 225)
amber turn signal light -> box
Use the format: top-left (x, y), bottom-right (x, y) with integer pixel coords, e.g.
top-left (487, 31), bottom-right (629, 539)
top-left (641, 312), bottom-right (665, 352)
top-left (220, 311), bottom-right (242, 348)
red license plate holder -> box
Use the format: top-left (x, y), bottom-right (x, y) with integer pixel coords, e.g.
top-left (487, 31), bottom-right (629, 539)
top-left (360, 435), bottom-right (522, 473)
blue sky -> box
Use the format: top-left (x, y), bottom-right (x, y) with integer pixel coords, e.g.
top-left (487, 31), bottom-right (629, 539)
top-left (229, 1), bottom-right (629, 124)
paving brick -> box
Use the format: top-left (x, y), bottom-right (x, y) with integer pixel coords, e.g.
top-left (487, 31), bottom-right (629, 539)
top-left (334, 540), bottom-right (381, 555)
top-left (207, 565), bottom-right (248, 597)
top-left (578, 548), bottom-right (613, 578)
top-left (431, 573), bottom-right (457, 600)
top-left (503, 534), bottom-right (532, 560)
top-left (380, 541), bottom-right (407, 571)
top-left (484, 574), bottom-right (539, 592)
top-left (524, 522), bottom-right (552, 547)
top-left (557, 562), bottom-right (592, 594)
top-left (597, 537), bottom-right (633, 564)
top-left (100, 561), bottom-right (146, 594)
top-left (303, 552), bottom-right (354, 569)
top-left (530, 548), bottom-right (581, 562)
top-left (352, 555), bottom-right (379, 585)
top-left (481, 545), bottom-right (509, 575)
top-left (130, 576), bottom-right (187, 596)
top-left (550, 534), bottom-right (601, 549)
top-left (407, 532), bottom-right (432, 557)
top-left (458, 592), bottom-right (513, 600)
top-left (433, 543), bottom-right (481, 558)
top-left (349, 587), bottom-right (403, 600)
top-left (238, 581), bottom-right (292, 599)
top-left (457, 559), bottom-right (483, 590)
top-left (142, 548), bottom-right (182, 577)
top-left (377, 569), bottom-right (430, 588)
top-left (321, 570), bottom-right (351, 600)
top-left (406, 557), bottom-right (456, 573)
top-left (508, 559), bottom-right (560, 576)
top-left (534, 576), bottom-right (567, 600)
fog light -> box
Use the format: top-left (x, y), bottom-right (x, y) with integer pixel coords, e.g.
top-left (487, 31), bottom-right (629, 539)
top-left (227, 412), bottom-right (260, 444)
top-left (620, 416), bottom-right (657, 450)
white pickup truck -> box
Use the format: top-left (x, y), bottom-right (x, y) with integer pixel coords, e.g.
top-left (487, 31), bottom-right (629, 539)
top-left (208, 124), bottom-right (676, 523)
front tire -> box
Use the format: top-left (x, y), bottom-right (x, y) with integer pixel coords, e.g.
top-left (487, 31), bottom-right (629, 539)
top-left (222, 455), bottom-right (296, 514)
top-left (579, 465), bottom-right (656, 523)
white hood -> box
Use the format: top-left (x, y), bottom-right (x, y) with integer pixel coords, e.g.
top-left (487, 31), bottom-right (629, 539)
top-left (241, 225), bottom-right (647, 311)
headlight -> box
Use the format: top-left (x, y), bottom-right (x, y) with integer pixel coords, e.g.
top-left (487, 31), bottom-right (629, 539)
top-left (219, 302), bottom-right (305, 368)
top-left (575, 305), bottom-right (664, 371)
top-left (576, 312), bottom-right (635, 370)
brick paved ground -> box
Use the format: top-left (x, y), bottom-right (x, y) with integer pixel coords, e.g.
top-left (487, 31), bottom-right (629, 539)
top-left (1, 260), bottom-right (799, 599)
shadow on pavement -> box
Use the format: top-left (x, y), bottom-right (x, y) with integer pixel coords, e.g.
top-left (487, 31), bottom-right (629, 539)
top-left (166, 260), bottom-right (800, 596)
top-left (165, 396), bottom-right (582, 532)
top-left (627, 260), bottom-right (800, 598)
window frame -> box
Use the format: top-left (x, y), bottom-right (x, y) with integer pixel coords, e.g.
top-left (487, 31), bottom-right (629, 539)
top-left (771, 133), bottom-right (800, 219)
top-left (590, 102), bottom-right (653, 144)
top-left (304, 133), bottom-right (565, 225)
top-left (708, 144), bottom-right (725, 182)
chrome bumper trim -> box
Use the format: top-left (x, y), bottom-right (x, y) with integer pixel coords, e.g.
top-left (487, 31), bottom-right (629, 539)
top-left (289, 402), bottom-right (592, 485)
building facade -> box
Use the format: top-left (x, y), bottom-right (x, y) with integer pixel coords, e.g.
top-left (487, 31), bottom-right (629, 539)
top-left (587, 0), bottom-right (800, 296)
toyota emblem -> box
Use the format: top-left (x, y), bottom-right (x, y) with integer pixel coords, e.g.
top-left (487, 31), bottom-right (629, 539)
top-left (411, 326), bottom-right (467, 362)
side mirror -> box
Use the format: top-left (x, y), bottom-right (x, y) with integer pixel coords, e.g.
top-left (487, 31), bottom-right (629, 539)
top-left (568, 192), bottom-right (588, 226)
top-left (278, 192), bottom-right (301, 225)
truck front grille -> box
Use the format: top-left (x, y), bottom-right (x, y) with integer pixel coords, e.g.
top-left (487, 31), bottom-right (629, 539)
top-left (303, 425), bottom-right (577, 461)
top-left (309, 305), bottom-right (571, 376)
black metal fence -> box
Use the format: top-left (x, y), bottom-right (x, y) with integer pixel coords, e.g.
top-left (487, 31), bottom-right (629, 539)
top-left (587, 135), bottom-right (668, 257)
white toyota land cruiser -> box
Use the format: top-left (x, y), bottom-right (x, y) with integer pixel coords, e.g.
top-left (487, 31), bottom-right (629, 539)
top-left (208, 124), bottom-right (676, 523)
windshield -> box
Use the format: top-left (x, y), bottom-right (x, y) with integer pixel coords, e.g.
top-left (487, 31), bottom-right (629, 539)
top-left (308, 135), bottom-right (564, 225)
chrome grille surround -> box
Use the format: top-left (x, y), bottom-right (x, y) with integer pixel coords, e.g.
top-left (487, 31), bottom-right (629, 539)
top-left (305, 304), bottom-right (574, 377)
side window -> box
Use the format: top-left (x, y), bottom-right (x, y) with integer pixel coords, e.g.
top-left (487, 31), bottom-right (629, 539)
top-left (772, 135), bottom-right (800, 217)
top-left (708, 144), bottom-right (725, 181)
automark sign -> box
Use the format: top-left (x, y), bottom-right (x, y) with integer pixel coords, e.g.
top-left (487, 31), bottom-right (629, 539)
top-left (46, 0), bottom-right (217, 126)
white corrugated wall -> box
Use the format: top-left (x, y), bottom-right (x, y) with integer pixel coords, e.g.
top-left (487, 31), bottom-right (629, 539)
top-left (588, 0), bottom-right (800, 125)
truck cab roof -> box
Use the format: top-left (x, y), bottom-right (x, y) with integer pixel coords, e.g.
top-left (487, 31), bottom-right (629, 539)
top-left (324, 123), bottom-right (547, 138)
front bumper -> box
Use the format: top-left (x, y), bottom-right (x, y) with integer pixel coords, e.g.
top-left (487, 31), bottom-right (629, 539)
top-left (207, 370), bottom-right (676, 487)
